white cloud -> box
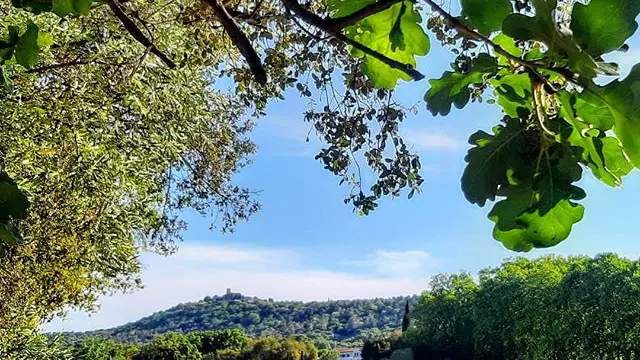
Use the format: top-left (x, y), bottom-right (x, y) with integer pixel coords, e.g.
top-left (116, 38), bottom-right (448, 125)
top-left (42, 244), bottom-right (430, 333)
top-left (342, 250), bottom-right (436, 277)
top-left (406, 132), bottom-right (461, 151)
top-left (373, 250), bottom-right (434, 275)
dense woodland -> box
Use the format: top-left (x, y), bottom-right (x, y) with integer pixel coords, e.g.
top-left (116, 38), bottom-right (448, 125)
top-left (61, 330), bottom-right (333, 360)
top-left (34, 253), bottom-right (640, 360)
top-left (366, 254), bottom-right (640, 360)
top-left (62, 294), bottom-right (416, 344)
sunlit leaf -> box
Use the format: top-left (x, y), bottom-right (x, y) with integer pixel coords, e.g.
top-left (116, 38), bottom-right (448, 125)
top-left (52, 0), bottom-right (93, 16)
top-left (556, 91), bottom-right (632, 187)
top-left (490, 73), bottom-right (532, 118)
top-left (461, 0), bottom-right (512, 35)
top-left (489, 144), bottom-right (585, 251)
top-left (571, 0), bottom-right (640, 57)
top-left (502, 0), bottom-right (601, 78)
top-left (581, 64), bottom-right (640, 168)
top-left (425, 53), bottom-right (498, 116)
top-left (345, 1), bottom-right (430, 89)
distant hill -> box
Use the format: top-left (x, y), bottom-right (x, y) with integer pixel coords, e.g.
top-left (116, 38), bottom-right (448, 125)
top-left (62, 291), bottom-right (418, 344)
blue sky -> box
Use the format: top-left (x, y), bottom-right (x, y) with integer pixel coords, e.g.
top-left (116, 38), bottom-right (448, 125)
top-left (45, 26), bottom-right (640, 333)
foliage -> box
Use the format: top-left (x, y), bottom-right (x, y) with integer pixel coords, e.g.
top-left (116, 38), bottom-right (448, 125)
top-left (0, 0), bottom-right (257, 346)
top-left (405, 274), bottom-right (477, 359)
top-left (2, 0), bottom-right (640, 355)
top-left (135, 333), bottom-right (203, 360)
top-left (0, 171), bottom-right (29, 255)
top-left (62, 331), bottom-right (319, 360)
top-left (186, 329), bottom-right (248, 355)
top-left (0, 329), bottom-right (71, 360)
top-left (2, 0), bottom-right (638, 262)
top-left (62, 293), bottom-right (416, 344)
top-left (402, 254), bottom-right (640, 360)
top-left (69, 337), bottom-right (140, 360)
top-left (318, 349), bottom-right (340, 360)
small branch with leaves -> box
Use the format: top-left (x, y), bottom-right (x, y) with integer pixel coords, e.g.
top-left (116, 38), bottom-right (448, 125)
top-left (106, 0), bottom-right (176, 68)
top-left (419, 0), bottom-right (578, 88)
top-left (281, 0), bottom-right (424, 81)
top-left (202, 0), bottom-right (267, 84)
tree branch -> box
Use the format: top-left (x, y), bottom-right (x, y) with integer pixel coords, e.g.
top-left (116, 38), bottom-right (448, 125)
top-left (282, 0), bottom-right (424, 81)
top-left (106, 0), bottom-right (177, 69)
top-left (203, 0), bottom-right (267, 84)
top-left (325, 0), bottom-right (404, 30)
top-left (420, 0), bottom-right (577, 87)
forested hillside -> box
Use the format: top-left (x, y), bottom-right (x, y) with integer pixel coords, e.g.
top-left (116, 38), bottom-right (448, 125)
top-left (63, 294), bottom-right (417, 343)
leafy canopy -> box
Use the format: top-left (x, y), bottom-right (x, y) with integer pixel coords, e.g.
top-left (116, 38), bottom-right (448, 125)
top-left (1, 0), bottom-right (639, 256)
top-left (2, 1), bottom-right (640, 352)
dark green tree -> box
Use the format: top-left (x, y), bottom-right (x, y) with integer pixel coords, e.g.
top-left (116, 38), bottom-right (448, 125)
top-left (134, 333), bottom-right (202, 360)
top-left (401, 301), bottom-right (410, 333)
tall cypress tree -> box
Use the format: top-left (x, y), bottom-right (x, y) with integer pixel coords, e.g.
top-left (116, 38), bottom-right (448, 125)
top-left (402, 301), bottom-right (410, 332)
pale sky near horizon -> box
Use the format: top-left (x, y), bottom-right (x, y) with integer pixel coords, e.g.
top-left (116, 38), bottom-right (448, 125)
top-left (43, 24), bottom-right (640, 333)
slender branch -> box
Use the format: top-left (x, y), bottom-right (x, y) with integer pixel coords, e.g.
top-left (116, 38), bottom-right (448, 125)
top-left (203, 0), bottom-right (267, 84)
top-left (282, 0), bottom-right (424, 81)
top-left (421, 0), bottom-right (518, 61)
top-left (325, 0), bottom-right (404, 30)
top-left (341, 33), bottom-right (424, 81)
top-left (106, 0), bottom-right (177, 68)
top-left (420, 0), bottom-right (580, 88)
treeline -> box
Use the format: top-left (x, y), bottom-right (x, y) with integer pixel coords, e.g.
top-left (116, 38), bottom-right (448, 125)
top-left (64, 294), bottom-right (416, 343)
top-left (363, 254), bottom-right (640, 360)
top-left (64, 329), bottom-right (340, 360)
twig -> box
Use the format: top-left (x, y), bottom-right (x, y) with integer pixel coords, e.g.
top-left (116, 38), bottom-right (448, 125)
top-left (128, 46), bottom-right (152, 81)
top-left (420, 0), bottom-right (566, 87)
top-left (282, 0), bottom-right (424, 81)
top-left (203, 0), bottom-right (267, 84)
top-left (106, 0), bottom-right (177, 68)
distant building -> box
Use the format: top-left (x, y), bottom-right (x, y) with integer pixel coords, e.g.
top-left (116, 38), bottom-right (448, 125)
top-left (222, 288), bottom-right (242, 300)
top-left (337, 348), bottom-right (362, 360)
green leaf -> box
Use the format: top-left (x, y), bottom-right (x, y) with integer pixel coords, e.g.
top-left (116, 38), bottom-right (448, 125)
top-left (347, 1), bottom-right (430, 89)
top-left (11, 0), bottom-right (53, 14)
top-left (0, 222), bottom-right (24, 246)
top-left (461, 118), bottom-right (527, 207)
top-left (491, 34), bottom-right (521, 66)
top-left (425, 53), bottom-right (499, 116)
top-left (461, 0), bottom-right (512, 35)
top-left (37, 31), bottom-right (54, 50)
top-left (582, 64), bottom-right (640, 168)
top-left (571, 0), bottom-right (640, 57)
top-left (490, 73), bottom-right (532, 118)
top-left (556, 91), bottom-right (632, 187)
top-left (502, 0), bottom-right (600, 78)
top-left (15, 21), bottom-right (39, 68)
top-left (489, 144), bottom-right (585, 251)
top-left (574, 90), bottom-right (615, 130)
top-left (0, 66), bottom-right (10, 88)
top-left (0, 26), bottom-right (19, 64)
top-left (326, 0), bottom-right (375, 17)
top-left (0, 172), bottom-right (30, 221)
top-left (52, 0), bottom-right (93, 16)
